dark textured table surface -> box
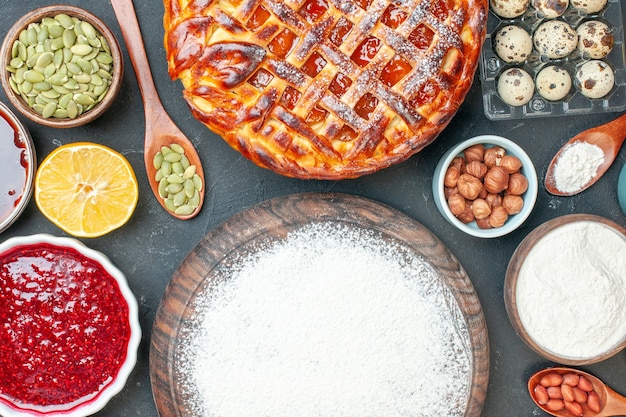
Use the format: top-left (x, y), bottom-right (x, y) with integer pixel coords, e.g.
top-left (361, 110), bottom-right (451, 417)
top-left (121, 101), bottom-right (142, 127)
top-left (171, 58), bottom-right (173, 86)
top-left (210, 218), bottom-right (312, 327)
top-left (1, 1), bottom-right (625, 416)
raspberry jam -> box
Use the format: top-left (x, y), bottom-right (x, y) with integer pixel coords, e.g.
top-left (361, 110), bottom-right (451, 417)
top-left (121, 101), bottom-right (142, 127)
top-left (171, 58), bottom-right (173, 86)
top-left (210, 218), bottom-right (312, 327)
top-left (0, 110), bottom-right (28, 226)
top-left (0, 242), bottom-right (131, 412)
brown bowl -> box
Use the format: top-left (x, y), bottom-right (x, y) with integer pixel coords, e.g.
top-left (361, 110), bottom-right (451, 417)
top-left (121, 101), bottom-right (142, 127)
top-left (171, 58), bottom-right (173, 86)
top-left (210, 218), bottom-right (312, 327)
top-left (0, 5), bottom-right (123, 128)
top-left (504, 214), bottom-right (626, 365)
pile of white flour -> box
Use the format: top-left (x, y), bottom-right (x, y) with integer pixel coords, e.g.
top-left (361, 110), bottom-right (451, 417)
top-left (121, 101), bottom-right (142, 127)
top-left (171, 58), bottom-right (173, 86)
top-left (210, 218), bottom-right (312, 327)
top-left (176, 222), bottom-right (472, 417)
top-left (516, 221), bottom-right (626, 359)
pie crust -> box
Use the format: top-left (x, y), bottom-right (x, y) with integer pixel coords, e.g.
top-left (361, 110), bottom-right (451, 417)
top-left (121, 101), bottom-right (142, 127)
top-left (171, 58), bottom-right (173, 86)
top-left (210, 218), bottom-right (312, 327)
top-left (164, 0), bottom-right (488, 179)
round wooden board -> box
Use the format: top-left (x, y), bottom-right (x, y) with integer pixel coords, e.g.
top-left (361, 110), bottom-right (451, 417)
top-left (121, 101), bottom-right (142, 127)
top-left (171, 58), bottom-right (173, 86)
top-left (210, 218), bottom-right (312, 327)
top-left (150, 192), bottom-right (489, 417)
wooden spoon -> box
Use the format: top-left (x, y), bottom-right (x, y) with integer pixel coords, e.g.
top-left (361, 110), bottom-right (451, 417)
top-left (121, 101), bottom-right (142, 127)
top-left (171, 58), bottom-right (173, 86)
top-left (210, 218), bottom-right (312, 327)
top-left (110, 0), bottom-right (204, 219)
top-left (545, 113), bottom-right (626, 196)
top-left (528, 367), bottom-right (626, 417)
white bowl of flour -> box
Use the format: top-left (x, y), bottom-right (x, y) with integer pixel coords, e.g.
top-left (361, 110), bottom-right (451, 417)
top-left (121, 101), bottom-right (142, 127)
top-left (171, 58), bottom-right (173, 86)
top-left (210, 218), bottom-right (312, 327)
top-left (505, 214), bottom-right (626, 365)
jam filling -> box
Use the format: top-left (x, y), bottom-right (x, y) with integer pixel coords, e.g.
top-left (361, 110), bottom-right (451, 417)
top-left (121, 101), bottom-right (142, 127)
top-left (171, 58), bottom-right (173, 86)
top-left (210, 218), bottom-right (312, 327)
top-left (0, 243), bottom-right (131, 409)
top-left (0, 112), bottom-right (28, 224)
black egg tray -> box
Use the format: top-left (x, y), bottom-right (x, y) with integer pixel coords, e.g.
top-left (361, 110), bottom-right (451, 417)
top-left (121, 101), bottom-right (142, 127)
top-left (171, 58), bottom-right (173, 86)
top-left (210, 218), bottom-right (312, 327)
top-left (479, 0), bottom-right (626, 120)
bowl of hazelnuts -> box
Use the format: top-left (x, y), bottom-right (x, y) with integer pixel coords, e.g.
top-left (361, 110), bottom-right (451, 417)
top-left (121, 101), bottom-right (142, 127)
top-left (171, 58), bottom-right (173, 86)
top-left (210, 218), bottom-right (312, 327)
top-left (433, 135), bottom-right (538, 238)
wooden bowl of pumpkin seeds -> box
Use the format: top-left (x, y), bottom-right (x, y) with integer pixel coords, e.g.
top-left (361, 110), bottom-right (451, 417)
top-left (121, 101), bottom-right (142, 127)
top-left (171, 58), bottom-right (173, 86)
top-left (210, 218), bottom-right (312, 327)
top-left (1, 5), bottom-right (123, 128)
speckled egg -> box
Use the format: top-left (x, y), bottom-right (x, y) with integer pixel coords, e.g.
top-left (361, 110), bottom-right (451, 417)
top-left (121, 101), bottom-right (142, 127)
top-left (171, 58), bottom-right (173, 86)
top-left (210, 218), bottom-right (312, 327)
top-left (577, 20), bottom-right (614, 59)
top-left (532, 0), bottom-right (569, 18)
top-left (576, 60), bottom-right (615, 98)
top-left (570, 0), bottom-right (607, 14)
top-left (497, 67), bottom-right (535, 106)
top-left (494, 26), bottom-right (534, 64)
top-left (491, 0), bottom-right (530, 18)
top-left (536, 66), bottom-right (572, 101)
top-left (533, 20), bottom-right (578, 59)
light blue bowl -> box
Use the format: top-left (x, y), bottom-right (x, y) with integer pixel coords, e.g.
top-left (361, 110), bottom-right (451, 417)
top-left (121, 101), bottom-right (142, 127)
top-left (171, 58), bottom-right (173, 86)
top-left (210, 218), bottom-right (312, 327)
top-left (619, 162), bottom-right (626, 217)
top-left (433, 135), bottom-right (538, 238)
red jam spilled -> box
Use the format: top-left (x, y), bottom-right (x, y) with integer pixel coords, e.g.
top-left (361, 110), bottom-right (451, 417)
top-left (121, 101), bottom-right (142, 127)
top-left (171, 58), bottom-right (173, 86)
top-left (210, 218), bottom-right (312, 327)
top-left (0, 111), bottom-right (28, 225)
top-left (0, 243), bottom-right (131, 411)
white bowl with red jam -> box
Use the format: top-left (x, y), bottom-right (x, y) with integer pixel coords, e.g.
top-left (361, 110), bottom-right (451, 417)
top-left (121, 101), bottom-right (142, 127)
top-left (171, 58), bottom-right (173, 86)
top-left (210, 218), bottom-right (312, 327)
top-left (0, 234), bottom-right (141, 417)
top-left (0, 101), bottom-right (35, 234)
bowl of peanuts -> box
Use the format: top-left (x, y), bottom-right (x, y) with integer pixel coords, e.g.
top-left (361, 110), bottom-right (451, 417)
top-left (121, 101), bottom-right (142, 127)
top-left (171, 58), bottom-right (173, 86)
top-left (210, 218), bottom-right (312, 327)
top-left (432, 135), bottom-right (538, 238)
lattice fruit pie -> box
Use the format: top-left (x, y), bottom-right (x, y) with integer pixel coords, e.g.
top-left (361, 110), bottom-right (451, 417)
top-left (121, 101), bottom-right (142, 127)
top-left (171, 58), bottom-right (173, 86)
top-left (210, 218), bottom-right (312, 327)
top-left (164, 0), bottom-right (488, 179)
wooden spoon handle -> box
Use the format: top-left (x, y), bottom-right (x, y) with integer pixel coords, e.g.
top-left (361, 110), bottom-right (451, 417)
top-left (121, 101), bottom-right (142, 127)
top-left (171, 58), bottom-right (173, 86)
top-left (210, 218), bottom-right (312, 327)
top-left (600, 385), bottom-right (626, 416)
top-left (109, 0), bottom-right (161, 115)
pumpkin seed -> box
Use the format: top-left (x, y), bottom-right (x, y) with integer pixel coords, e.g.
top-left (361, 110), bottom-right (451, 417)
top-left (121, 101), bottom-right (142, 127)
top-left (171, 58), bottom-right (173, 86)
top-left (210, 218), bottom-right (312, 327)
top-left (164, 198), bottom-right (176, 212)
top-left (166, 183), bottom-right (183, 194)
top-left (175, 204), bottom-right (195, 216)
top-left (153, 152), bottom-right (164, 169)
top-left (42, 101), bottom-right (57, 118)
top-left (193, 174), bottom-right (203, 192)
top-left (167, 173), bottom-right (185, 184)
top-left (183, 165), bottom-right (196, 179)
top-left (171, 143), bottom-right (185, 154)
top-left (172, 161), bottom-right (184, 175)
top-left (164, 152), bottom-right (182, 163)
top-left (6, 13), bottom-right (115, 119)
top-left (62, 29), bottom-right (77, 49)
top-left (55, 14), bottom-right (74, 29)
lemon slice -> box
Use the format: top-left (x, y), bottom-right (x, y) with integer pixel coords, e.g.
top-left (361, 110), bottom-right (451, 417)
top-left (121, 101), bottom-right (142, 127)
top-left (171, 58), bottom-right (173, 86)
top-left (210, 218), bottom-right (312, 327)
top-left (35, 142), bottom-right (139, 238)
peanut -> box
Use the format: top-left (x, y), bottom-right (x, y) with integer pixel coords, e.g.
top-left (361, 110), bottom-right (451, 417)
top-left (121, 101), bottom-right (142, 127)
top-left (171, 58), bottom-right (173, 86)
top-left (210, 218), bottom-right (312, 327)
top-left (578, 376), bottom-right (594, 392)
top-left (547, 386), bottom-right (562, 399)
top-left (587, 391), bottom-right (601, 413)
top-left (563, 373), bottom-right (580, 386)
top-left (561, 384), bottom-right (575, 402)
top-left (545, 399), bottom-right (565, 412)
top-left (540, 372), bottom-right (564, 387)
top-left (533, 371), bottom-right (603, 416)
top-left (534, 385), bottom-right (549, 405)
top-left (564, 400), bottom-right (583, 416)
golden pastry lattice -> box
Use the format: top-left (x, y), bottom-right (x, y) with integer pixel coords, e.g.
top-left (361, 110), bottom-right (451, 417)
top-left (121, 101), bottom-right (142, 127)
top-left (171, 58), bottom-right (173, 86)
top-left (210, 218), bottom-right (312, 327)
top-left (164, 0), bottom-right (487, 179)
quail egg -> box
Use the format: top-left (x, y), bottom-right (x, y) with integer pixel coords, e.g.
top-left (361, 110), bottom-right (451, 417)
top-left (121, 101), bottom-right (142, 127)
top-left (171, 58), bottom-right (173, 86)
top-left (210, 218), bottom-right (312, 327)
top-left (532, 0), bottom-right (569, 18)
top-left (491, 0), bottom-right (530, 18)
top-left (536, 66), bottom-right (572, 101)
top-left (570, 0), bottom-right (607, 14)
top-left (576, 60), bottom-right (615, 98)
top-left (577, 20), bottom-right (614, 59)
top-left (533, 20), bottom-right (578, 59)
top-left (498, 67), bottom-right (535, 106)
top-left (494, 26), bottom-right (533, 64)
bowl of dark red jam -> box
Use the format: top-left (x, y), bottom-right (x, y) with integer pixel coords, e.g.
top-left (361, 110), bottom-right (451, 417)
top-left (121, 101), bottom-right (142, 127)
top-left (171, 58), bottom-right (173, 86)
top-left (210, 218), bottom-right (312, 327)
top-left (0, 234), bottom-right (141, 417)
top-left (0, 101), bottom-right (35, 234)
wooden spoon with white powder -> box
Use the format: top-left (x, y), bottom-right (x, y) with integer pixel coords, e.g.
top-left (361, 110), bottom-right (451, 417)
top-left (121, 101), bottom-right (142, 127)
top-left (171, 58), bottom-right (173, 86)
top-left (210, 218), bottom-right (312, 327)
top-left (545, 113), bottom-right (626, 196)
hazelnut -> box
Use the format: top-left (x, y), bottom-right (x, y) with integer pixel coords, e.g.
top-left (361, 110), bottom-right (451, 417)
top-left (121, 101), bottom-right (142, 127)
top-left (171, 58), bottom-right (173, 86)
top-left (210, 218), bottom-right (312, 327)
top-left (476, 217), bottom-right (492, 229)
top-left (471, 198), bottom-right (492, 220)
top-left (450, 156), bottom-right (465, 172)
top-left (502, 194), bottom-right (524, 215)
top-left (484, 166), bottom-right (510, 194)
top-left (465, 160), bottom-right (488, 179)
top-left (447, 193), bottom-right (466, 216)
top-left (457, 202), bottom-right (476, 224)
top-left (457, 174), bottom-right (483, 200)
top-left (489, 205), bottom-right (509, 228)
top-left (500, 155), bottom-right (523, 174)
top-left (444, 186), bottom-right (459, 199)
top-left (464, 144), bottom-right (485, 162)
top-left (444, 166), bottom-right (460, 188)
top-left (485, 192), bottom-right (502, 208)
top-left (478, 186), bottom-right (488, 200)
top-left (484, 146), bottom-right (506, 168)
top-left (508, 172), bottom-right (529, 195)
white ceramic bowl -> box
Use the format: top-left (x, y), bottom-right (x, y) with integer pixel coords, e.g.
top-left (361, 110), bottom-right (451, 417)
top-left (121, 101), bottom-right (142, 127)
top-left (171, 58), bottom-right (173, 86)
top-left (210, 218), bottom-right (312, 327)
top-left (0, 101), bottom-right (35, 234)
top-left (432, 135), bottom-right (538, 238)
top-left (0, 234), bottom-right (141, 417)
